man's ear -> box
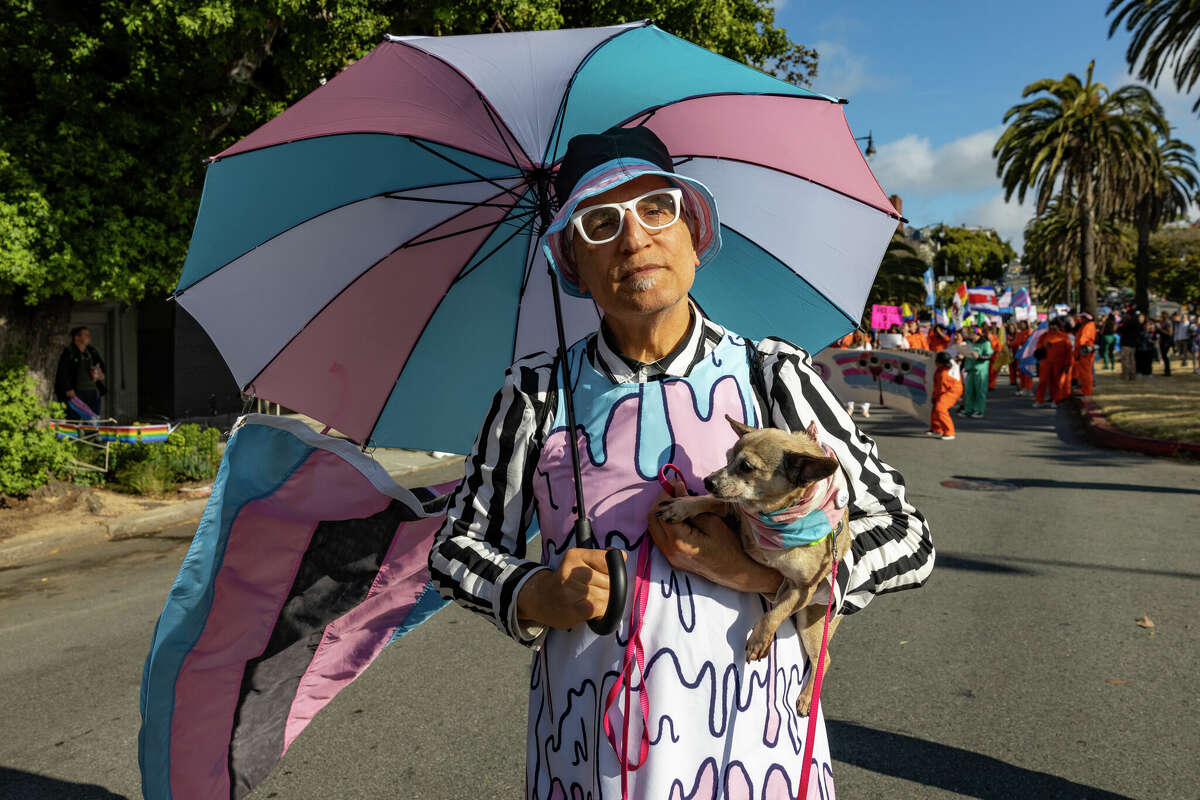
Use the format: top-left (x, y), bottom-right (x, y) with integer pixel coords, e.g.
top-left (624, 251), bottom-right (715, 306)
top-left (782, 452), bottom-right (838, 486)
top-left (725, 414), bottom-right (755, 438)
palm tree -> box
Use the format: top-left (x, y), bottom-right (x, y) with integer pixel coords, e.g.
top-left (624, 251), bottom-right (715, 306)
top-left (1108, 0), bottom-right (1200, 113)
top-left (1023, 198), bottom-right (1130, 304)
top-left (1125, 135), bottom-right (1200, 309)
top-left (994, 61), bottom-right (1165, 316)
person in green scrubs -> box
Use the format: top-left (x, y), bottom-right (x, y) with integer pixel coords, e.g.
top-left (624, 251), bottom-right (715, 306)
top-left (961, 326), bottom-right (993, 418)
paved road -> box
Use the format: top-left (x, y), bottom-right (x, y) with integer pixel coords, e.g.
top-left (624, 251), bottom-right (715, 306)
top-left (1, 391), bottom-right (1197, 799)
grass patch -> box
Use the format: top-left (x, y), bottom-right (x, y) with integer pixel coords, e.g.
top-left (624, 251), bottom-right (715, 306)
top-left (1091, 356), bottom-right (1200, 442)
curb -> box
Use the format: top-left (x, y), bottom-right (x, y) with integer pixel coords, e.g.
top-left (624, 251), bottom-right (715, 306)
top-left (1069, 396), bottom-right (1200, 458)
top-left (0, 458), bottom-right (466, 567)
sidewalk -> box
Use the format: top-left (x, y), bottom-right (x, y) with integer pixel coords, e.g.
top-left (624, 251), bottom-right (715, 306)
top-left (0, 419), bottom-right (465, 569)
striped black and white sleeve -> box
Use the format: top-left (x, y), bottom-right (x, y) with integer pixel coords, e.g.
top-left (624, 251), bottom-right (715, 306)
top-left (427, 351), bottom-right (556, 645)
top-left (757, 337), bottom-right (935, 616)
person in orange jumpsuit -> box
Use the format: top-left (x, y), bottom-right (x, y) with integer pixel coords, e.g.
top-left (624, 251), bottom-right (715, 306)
top-left (1008, 320), bottom-right (1033, 394)
top-left (986, 324), bottom-right (1003, 389)
top-left (1034, 319), bottom-right (1074, 406)
top-left (906, 320), bottom-right (930, 350)
top-left (1072, 312), bottom-right (1097, 396)
top-left (834, 331), bottom-right (857, 348)
top-left (928, 351), bottom-right (963, 439)
top-left (927, 324), bottom-right (951, 352)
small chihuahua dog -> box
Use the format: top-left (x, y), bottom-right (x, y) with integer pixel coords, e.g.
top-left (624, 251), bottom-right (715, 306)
top-left (656, 415), bottom-right (851, 715)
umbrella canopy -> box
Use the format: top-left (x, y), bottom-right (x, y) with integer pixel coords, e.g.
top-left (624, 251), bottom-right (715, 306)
top-left (175, 21), bottom-right (899, 453)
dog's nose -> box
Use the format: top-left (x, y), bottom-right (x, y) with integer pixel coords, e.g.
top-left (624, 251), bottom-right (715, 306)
top-left (703, 476), bottom-right (716, 493)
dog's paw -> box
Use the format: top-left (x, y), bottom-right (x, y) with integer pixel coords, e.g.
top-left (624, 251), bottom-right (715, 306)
top-left (745, 625), bottom-right (773, 662)
top-left (795, 691), bottom-right (813, 717)
top-left (655, 498), bottom-right (693, 523)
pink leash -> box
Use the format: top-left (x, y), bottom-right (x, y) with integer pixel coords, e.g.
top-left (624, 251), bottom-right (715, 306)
top-left (797, 530), bottom-right (840, 800)
top-left (602, 464), bottom-right (684, 799)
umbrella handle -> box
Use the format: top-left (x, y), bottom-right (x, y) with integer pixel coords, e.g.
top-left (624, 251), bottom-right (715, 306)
top-left (575, 518), bottom-right (627, 635)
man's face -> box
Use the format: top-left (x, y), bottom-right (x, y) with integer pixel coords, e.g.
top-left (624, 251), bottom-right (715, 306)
top-left (74, 329), bottom-right (90, 350)
top-left (569, 175), bottom-right (698, 320)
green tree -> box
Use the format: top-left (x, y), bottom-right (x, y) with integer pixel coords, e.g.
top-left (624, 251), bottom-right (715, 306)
top-left (994, 61), bottom-right (1165, 318)
top-left (0, 0), bottom-right (818, 393)
top-left (867, 234), bottom-right (930, 309)
top-left (1126, 135), bottom-right (1200, 309)
top-left (1108, 0), bottom-right (1200, 113)
top-left (929, 224), bottom-right (1016, 285)
top-left (1110, 225), bottom-right (1200, 304)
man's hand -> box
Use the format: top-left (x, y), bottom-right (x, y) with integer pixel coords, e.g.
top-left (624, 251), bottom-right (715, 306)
top-left (65, 390), bottom-right (76, 399)
top-left (649, 482), bottom-right (782, 595)
top-left (517, 547), bottom-right (626, 630)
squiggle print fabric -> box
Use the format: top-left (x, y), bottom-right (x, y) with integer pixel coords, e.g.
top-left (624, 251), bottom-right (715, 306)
top-left (528, 332), bottom-right (835, 799)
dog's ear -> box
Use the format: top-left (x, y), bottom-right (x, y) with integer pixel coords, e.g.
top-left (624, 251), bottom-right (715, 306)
top-left (781, 451), bottom-right (838, 486)
top-left (725, 414), bottom-right (755, 438)
top-left (804, 421), bottom-right (820, 442)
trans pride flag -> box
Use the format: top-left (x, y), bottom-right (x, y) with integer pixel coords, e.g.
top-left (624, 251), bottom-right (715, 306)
top-left (139, 415), bottom-right (464, 800)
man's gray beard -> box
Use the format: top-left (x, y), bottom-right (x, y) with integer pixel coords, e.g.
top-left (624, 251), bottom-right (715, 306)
top-left (627, 274), bottom-right (657, 292)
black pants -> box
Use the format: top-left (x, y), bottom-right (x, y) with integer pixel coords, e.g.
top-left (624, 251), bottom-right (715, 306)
top-left (1158, 338), bottom-right (1172, 375)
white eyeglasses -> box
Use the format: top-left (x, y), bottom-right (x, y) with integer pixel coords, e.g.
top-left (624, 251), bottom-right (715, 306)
top-left (569, 188), bottom-right (683, 245)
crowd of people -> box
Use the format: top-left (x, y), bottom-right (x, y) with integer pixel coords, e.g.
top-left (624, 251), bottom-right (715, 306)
top-left (831, 304), bottom-right (1199, 441)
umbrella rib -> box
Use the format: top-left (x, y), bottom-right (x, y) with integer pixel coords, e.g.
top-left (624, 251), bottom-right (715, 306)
top-left (477, 92), bottom-right (528, 173)
top-left (407, 137), bottom-right (528, 203)
top-left (403, 207), bottom-right (537, 249)
top-left (450, 215), bottom-right (535, 286)
top-left (385, 193), bottom-right (534, 211)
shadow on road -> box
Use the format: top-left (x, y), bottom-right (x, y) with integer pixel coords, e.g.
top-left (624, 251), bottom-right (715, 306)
top-left (828, 720), bottom-right (1133, 799)
top-left (930, 554), bottom-right (1035, 575)
top-left (0, 768), bottom-right (129, 799)
top-left (952, 474), bottom-right (1200, 495)
top-left (937, 550), bottom-right (1200, 582)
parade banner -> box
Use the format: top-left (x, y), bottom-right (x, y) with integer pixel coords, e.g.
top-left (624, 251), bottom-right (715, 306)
top-left (870, 304), bottom-right (903, 330)
top-left (812, 348), bottom-right (934, 423)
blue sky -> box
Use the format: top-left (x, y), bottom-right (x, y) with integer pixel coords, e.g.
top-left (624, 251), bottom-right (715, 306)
top-left (774, 0), bottom-right (1200, 250)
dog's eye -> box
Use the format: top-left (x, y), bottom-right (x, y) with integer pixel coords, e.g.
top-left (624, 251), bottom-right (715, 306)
top-left (737, 461), bottom-right (755, 474)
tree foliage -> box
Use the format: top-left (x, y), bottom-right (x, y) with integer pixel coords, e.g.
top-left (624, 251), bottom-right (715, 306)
top-left (867, 234), bottom-right (929, 308)
top-left (1108, 0), bottom-right (1200, 114)
top-left (929, 224), bottom-right (1016, 285)
top-left (1110, 225), bottom-right (1200, 304)
top-left (0, 1), bottom-right (817, 307)
top-left (993, 61), bottom-right (1165, 316)
top-left (1022, 199), bottom-right (1131, 304)
top-left (0, 350), bottom-right (69, 496)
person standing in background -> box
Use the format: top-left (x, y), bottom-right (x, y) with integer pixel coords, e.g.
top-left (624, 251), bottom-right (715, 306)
top-left (1156, 312), bottom-right (1173, 376)
top-left (54, 326), bottom-right (107, 419)
top-left (1136, 314), bottom-right (1157, 378)
top-left (1009, 320), bottom-right (1033, 395)
top-left (1172, 311), bottom-right (1191, 369)
top-left (1034, 319), bottom-right (1073, 407)
top-left (1099, 313), bottom-right (1118, 371)
top-left (960, 326), bottom-right (993, 418)
top-left (1072, 312), bottom-right (1097, 397)
top-left (986, 323), bottom-right (1003, 390)
top-left (928, 351), bottom-right (963, 440)
top-left (1117, 309), bottom-right (1142, 381)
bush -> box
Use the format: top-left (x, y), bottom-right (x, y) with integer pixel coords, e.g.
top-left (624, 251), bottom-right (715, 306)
top-left (111, 424), bottom-right (221, 494)
top-left (0, 351), bottom-right (70, 496)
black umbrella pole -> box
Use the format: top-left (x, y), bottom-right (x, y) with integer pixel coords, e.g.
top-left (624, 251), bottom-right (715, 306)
top-left (547, 266), bottom-right (626, 635)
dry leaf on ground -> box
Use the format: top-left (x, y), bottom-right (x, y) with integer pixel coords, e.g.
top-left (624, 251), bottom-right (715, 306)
top-left (1136, 615), bottom-right (1154, 629)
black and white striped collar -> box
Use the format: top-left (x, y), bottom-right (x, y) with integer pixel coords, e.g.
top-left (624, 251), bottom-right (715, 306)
top-left (590, 300), bottom-right (726, 384)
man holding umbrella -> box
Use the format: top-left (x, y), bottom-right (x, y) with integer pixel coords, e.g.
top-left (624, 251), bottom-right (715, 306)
top-left (430, 128), bottom-right (934, 798)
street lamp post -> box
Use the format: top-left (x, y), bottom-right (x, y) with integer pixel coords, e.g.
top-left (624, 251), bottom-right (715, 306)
top-left (854, 131), bottom-right (876, 158)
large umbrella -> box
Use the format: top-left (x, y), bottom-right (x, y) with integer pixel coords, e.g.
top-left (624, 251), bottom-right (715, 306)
top-left (174, 20), bottom-right (900, 457)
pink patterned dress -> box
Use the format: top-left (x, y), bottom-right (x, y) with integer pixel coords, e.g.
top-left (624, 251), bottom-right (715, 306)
top-left (527, 330), bottom-right (835, 800)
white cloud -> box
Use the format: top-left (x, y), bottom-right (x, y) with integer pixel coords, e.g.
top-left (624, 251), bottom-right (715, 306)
top-left (870, 126), bottom-right (1005, 197)
top-left (961, 194), bottom-right (1038, 252)
top-left (811, 40), bottom-right (892, 99)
